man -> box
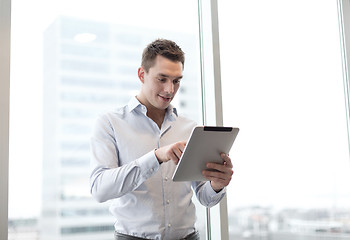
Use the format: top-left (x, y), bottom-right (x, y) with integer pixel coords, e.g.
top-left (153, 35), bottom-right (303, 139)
top-left (90, 39), bottom-right (234, 240)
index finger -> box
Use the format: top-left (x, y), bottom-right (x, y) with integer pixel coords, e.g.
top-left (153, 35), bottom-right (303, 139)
top-left (177, 141), bottom-right (187, 152)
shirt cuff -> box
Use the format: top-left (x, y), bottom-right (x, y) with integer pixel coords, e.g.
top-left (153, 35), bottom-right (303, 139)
top-left (135, 150), bottom-right (160, 180)
top-left (206, 182), bottom-right (226, 201)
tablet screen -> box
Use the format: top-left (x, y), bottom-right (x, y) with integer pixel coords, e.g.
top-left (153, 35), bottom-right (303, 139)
top-left (172, 126), bottom-right (239, 181)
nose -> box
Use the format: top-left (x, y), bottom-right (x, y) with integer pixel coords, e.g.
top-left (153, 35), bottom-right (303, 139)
top-left (165, 81), bottom-right (174, 94)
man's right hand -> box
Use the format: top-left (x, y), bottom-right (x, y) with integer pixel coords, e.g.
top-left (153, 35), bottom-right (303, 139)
top-left (155, 141), bottom-right (186, 164)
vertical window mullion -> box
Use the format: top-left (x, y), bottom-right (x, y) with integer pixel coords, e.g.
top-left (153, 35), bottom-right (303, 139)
top-left (338, 0), bottom-right (350, 160)
top-left (0, 0), bottom-right (11, 239)
top-left (198, 0), bottom-right (229, 239)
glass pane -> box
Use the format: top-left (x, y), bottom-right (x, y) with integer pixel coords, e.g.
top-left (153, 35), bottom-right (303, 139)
top-left (9, 1), bottom-right (205, 239)
top-left (219, 0), bottom-right (350, 239)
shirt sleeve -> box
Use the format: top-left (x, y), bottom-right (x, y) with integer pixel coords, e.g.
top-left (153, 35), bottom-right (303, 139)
top-left (191, 181), bottom-right (226, 208)
top-left (89, 115), bottom-right (160, 203)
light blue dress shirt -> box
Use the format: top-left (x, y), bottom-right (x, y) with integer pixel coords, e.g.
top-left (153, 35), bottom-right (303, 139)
top-left (90, 96), bottom-right (226, 239)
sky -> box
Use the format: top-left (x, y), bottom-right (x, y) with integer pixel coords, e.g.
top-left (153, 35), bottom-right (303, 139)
top-left (9, 0), bottom-right (350, 219)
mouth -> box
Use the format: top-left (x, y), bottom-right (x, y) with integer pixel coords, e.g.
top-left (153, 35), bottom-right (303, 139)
top-left (158, 95), bottom-right (172, 102)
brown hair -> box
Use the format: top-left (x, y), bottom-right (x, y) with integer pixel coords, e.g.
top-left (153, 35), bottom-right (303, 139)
top-left (141, 39), bottom-right (185, 72)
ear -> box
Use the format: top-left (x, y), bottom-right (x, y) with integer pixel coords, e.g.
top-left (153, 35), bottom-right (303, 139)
top-left (138, 67), bottom-right (145, 84)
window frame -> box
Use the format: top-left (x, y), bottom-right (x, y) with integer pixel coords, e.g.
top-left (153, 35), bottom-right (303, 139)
top-left (338, 0), bottom-right (350, 157)
top-left (0, 0), bottom-right (11, 239)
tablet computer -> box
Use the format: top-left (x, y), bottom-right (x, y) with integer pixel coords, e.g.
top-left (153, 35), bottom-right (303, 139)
top-left (172, 126), bottom-right (239, 182)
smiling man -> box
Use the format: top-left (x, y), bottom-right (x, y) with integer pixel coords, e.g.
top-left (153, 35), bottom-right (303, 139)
top-left (89, 39), bottom-right (234, 240)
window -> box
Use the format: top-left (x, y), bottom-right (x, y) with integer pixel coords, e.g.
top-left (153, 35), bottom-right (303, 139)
top-left (9, 1), bottom-right (205, 239)
top-left (5, 1), bottom-right (350, 239)
top-left (219, 0), bottom-right (350, 239)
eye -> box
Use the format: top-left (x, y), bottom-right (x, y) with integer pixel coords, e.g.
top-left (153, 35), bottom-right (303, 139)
top-left (173, 79), bottom-right (181, 84)
top-left (158, 78), bottom-right (166, 82)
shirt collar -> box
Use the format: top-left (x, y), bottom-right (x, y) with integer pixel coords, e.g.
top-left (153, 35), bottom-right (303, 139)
top-left (166, 104), bottom-right (178, 122)
top-left (127, 96), bottom-right (143, 113)
top-left (127, 96), bottom-right (178, 119)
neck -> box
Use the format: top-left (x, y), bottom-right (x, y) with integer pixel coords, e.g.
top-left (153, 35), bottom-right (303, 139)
top-left (147, 109), bottom-right (166, 129)
top-left (136, 95), bottom-right (166, 129)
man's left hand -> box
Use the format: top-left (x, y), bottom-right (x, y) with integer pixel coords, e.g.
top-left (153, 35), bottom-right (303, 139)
top-left (202, 153), bottom-right (234, 192)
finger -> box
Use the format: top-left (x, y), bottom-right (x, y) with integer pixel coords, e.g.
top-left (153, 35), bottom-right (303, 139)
top-left (206, 162), bottom-right (233, 174)
top-left (205, 168), bottom-right (233, 182)
top-left (172, 158), bottom-right (180, 165)
top-left (202, 169), bottom-right (229, 180)
top-left (177, 141), bottom-right (186, 152)
top-left (168, 151), bottom-right (180, 164)
top-left (172, 147), bottom-right (182, 160)
top-left (202, 169), bottom-right (233, 189)
top-left (221, 153), bottom-right (233, 168)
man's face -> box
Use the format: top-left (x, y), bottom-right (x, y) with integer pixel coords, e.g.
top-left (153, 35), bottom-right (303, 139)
top-left (138, 55), bottom-right (183, 111)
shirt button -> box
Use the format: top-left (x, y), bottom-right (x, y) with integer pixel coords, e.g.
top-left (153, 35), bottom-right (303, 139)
top-left (133, 183), bottom-right (137, 187)
top-left (165, 177), bottom-right (168, 181)
top-left (166, 200), bottom-right (170, 204)
top-left (150, 168), bottom-right (154, 172)
top-left (168, 223), bottom-right (171, 228)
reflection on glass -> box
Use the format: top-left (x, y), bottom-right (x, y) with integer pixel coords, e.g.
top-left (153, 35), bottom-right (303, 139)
top-left (219, 0), bottom-right (350, 239)
top-left (9, 1), bottom-right (204, 239)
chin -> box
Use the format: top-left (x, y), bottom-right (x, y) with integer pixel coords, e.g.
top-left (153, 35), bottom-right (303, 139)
top-left (155, 99), bottom-right (172, 109)
top-left (157, 102), bottom-right (171, 110)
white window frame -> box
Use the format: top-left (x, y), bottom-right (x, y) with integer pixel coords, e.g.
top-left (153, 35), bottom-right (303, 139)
top-left (0, 0), bottom-right (11, 239)
top-left (338, 0), bottom-right (350, 156)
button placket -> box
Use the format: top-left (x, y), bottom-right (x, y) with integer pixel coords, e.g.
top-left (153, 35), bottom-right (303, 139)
top-left (162, 164), bottom-right (172, 232)
top-left (159, 120), bottom-right (174, 232)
